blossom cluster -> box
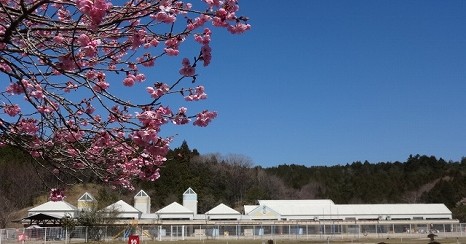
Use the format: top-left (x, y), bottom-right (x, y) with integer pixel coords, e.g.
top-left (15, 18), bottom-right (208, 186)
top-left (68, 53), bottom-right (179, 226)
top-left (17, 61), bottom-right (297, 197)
top-left (0, 0), bottom-right (250, 193)
top-left (49, 188), bottom-right (65, 201)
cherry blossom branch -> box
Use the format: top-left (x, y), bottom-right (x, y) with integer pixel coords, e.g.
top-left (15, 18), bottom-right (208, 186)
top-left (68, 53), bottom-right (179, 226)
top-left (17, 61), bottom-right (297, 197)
top-left (0, 0), bottom-right (250, 196)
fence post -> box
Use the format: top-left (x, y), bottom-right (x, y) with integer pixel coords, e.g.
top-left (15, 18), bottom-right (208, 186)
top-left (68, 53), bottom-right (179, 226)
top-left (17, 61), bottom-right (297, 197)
top-left (44, 227), bottom-right (48, 244)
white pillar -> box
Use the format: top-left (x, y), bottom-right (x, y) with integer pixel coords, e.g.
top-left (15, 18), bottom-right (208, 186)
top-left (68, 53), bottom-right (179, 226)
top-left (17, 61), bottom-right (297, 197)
top-left (182, 225), bottom-right (185, 240)
top-left (170, 225), bottom-right (173, 241)
top-left (158, 226), bottom-right (162, 241)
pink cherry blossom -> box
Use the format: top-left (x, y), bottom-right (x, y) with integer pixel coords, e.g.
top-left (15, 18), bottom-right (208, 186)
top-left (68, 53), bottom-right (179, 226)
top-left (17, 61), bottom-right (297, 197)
top-left (185, 86), bottom-right (207, 101)
top-left (152, 9), bottom-right (176, 23)
top-left (77, 34), bottom-right (91, 46)
top-left (3, 104), bottom-right (20, 116)
top-left (93, 80), bottom-right (110, 92)
top-left (0, 62), bottom-right (12, 73)
top-left (16, 118), bottom-right (39, 135)
top-left (130, 29), bottom-right (147, 49)
top-left (123, 74), bottom-right (136, 87)
top-left (30, 85), bottom-right (45, 99)
top-left (193, 110), bottom-right (217, 127)
top-left (76, 0), bottom-right (111, 25)
top-left (179, 58), bottom-right (195, 76)
top-left (37, 105), bottom-right (54, 114)
top-left (187, 14), bottom-right (211, 31)
top-left (203, 0), bottom-right (221, 7)
top-left (6, 82), bottom-right (25, 94)
top-left (201, 44), bottom-right (212, 66)
top-left (164, 48), bottom-right (179, 56)
top-left (194, 28), bottom-right (212, 45)
top-left (228, 22), bottom-right (252, 34)
top-left (147, 83), bottom-right (169, 99)
top-left (172, 107), bottom-right (190, 125)
top-left (53, 34), bottom-right (65, 44)
top-left (49, 188), bottom-right (65, 201)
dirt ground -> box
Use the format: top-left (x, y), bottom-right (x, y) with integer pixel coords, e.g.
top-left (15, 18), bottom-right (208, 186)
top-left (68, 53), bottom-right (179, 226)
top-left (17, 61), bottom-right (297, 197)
top-left (108, 236), bottom-right (466, 244)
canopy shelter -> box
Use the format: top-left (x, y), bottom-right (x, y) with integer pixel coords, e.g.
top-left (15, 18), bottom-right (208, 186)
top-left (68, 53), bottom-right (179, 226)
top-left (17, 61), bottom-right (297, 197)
top-left (22, 213), bottom-right (63, 227)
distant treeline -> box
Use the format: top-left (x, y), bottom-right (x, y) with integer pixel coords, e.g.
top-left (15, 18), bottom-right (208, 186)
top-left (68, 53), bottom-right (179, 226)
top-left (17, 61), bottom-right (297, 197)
top-left (1, 141), bottom-right (466, 228)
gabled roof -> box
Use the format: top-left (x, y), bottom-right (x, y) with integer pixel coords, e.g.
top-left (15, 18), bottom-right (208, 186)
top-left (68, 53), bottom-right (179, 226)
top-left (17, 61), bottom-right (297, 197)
top-left (252, 200), bottom-right (451, 218)
top-left (103, 200), bottom-right (140, 213)
top-left (24, 213), bottom-right (62, 220)
top-left (134, 190), bottom-right (149, 198)
top-left (22, 213), bottom-right (64, 227)
top-left (206, 203), bottom-right (240, 215)
top-left (29, 201), bottom-right (77, 212)
top-left (337, 204), bottom-right (452, 216)
top-left (183, 187), bottom-right (197, 195)
top-left (78, 192), bottom-right (96, 201)
top-left (156, 202), bottom-right (193, 214)
top-left (256, 199), bottom-right (336, 216)
top-left (258, 199), bottom-right (335, 206)
top-left (248, 205), bottom-right (281, 218)
top-left (244, 205), bottom-right (258, 214)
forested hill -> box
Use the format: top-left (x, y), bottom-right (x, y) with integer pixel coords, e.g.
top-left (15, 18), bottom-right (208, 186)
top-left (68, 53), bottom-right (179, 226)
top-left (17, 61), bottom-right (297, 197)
top-left (265, 156), bottom-right (465, 206)
top-left (1, 142), bottom-right (466, 228)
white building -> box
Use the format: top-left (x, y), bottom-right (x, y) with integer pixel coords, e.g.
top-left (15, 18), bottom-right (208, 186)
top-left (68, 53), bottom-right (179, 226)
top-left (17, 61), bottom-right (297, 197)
top-left (134, 190), bottom-right (151, 214)
top-left (245, 199), bottom-right (453, 221)
top-left (24, 187), bottom-right (455, 226)
top-left (182, 188), bottom-right (198, 215)
top-left (77, 192), bottom-right (97, 212)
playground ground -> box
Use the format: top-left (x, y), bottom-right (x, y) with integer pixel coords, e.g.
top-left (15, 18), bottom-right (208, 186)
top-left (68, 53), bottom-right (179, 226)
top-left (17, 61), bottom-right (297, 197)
top-left (125, 237), bottom-right (466, 243)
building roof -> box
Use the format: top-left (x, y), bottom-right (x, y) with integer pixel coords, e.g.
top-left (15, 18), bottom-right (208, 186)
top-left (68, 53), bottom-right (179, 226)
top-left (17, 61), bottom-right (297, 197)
top-left (258, 199), bottom-right (335, 206)
top-left (156, 202), bottom-right (193, 214)
top-left (134, 190), bottom-right (149, 198)
top-left (249, 200), bottom-right (452, 218)
top-left (78, 192), bottom-right (96, 201)
top-left (244, 205), bottom-right (259, 214)
top-left (24, 213), bottom-right (62, 220)
top-left (103, 200), bottom-right (140, 213)
top-left (256, 199), bottom-right (336, 216)
top-left (206, 203), bottom-right (240, 215)
top-left (22, 213), bottom-right (64, 227)
top-left (247, 205), bottom-right (281, 219)
top-left (183, 187), bottom-right (197, 196)
top-left (336, 204), bottom-right (452, 216)
top-left (29, 201), bottom-right (77, 212)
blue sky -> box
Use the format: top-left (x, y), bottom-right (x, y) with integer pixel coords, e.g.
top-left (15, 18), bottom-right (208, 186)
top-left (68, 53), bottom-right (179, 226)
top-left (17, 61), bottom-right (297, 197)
top-left (163, 1), bottom-right (466, 167)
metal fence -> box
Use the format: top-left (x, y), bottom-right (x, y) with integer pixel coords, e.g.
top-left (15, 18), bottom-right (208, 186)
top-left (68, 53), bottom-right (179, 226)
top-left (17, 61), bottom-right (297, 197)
top-left (1, 222), bottom-right (465, 243)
